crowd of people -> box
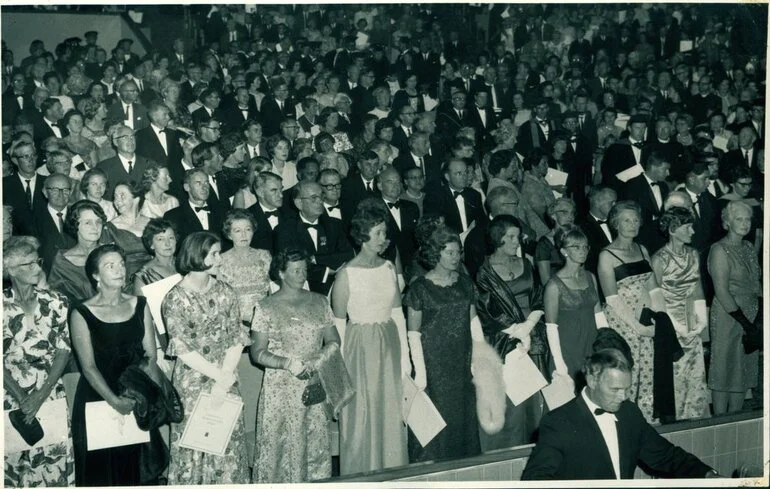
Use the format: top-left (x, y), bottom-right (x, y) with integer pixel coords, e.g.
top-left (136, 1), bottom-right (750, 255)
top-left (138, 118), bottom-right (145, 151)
top-left (2, 2), bottom-right (765, 485)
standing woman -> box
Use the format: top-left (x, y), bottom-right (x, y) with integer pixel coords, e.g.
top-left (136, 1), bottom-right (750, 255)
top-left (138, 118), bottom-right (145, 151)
top-left (332, 201), bottom-right (409, 475)
top-left (520, 148), bottom-right (557, 240)
top-left (161, 232), bottom-right (250, 485)
top-left (69, 244), bottom-right (164, 486)
top-left (250, 248), bottom-right (340, 482)
top-left (4, 237), bottom-right (74, 487)
top-left (707, 201), bottom-right (761, 415)
top-left (651, 207), bottom-right (709, 420)
top-left (536, 198), bottom-right (577, 283)
top-left (404, 225), bottom-right (482, 463)
top-left (597, 201), bottom-right (672, 424)
top-left (543, 225), bottom-right (603, 383)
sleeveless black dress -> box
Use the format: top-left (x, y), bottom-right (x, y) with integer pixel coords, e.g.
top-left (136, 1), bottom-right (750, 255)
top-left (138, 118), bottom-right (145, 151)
top-left (71, 296), bottom-right (160, 486)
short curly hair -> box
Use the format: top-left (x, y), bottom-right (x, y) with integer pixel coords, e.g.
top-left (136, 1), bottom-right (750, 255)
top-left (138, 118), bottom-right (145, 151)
top-left (487, 214), bottom-right (522, 253)
top-left (659, 206), bottom-right (695, 237)
top-left (141, 218), bottom-right (177, 255)
top-left (417, 225), bottom-right (461, 270)
top-left (2, 236), bottom-right (41, 278)
top-left (222, 208), bottom-right (258, 241)
top-left (350, 198), bottom-right (388, 246)
top-left (79, 167), bottom-right (109, 197)
top-left (137, 163), bottom-right (164, 194)
top-left (414, 214), bottom-right (445, 249)
top-left (64, 199), bottom-right (108, 238)
top-left (269, 248), bottom-right (311, 283)
top-left (607, 200), bottom-right (642, 232)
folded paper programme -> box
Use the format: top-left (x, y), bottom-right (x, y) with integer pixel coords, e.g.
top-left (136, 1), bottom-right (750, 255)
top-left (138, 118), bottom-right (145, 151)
top-left (503, 348), bottom-right (548, 406)
top-left (402, 376), bottom-right (446, 447)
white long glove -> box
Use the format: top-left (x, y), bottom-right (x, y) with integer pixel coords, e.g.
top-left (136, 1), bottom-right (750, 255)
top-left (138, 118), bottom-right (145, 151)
top-left (606, 295), bottom-right (654, 337)
top-left (392, 307), bottom-right (412, 377)
top-left (691, 299), bottom-right (708, 337)
top-left (407, 331), bottom-right (427, 390)
top-left (594, 311), bottom-right (609, 329)
top-left (501, 310), bottom-right (544, 351)
top-left (334, 317), bottom-right (346, 355)
top-left (545, 323), bottom-right (569, 376)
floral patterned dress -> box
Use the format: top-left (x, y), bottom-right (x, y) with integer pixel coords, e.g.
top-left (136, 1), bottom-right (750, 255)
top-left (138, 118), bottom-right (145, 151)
top-left (3, 287), bottom-right (75, 487)
top-left (162, 278), bottom-right (251, 485)
top-left (250, 293), bottom-right (334, 483)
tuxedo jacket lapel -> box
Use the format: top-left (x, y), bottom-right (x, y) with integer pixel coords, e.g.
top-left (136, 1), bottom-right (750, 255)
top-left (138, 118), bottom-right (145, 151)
top-left (575, 396), bottom-right (618, 479)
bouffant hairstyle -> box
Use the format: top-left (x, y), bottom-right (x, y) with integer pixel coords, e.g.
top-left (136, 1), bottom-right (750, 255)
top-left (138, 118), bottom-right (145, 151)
top-left (64, 199), bottom-right (108, 238)
top-left (269, 248), bottom-right (312, 283)
top-left (659, 206), bottom-right (695, 237)
top-left (222, 208), bottom-right (258, 241)
top-left (487, 150), bottom-right (515, 177)
top-left (414, 214), bottom-right (445, 249)
top-left (79, 167), bottom-right (109, 196)
top-left (522, 147), bottom-right (548, 171)
top-left (554, 223), bottom-right (588, 251)
top-left (266, 134), bottom-right (290, 158)
top-left (176, 231), bottom-right (221, 274)
top-left (350, 198), bottom-right (388, 246)
top-left (607, 200), bottom-right (642, 232)
top-left (417, 225), bottom-right (461, 270)
top-left (137, 163), bottom-right (164, 194)
top-left (487, 214), bottom-right (522, 253)
top-left (317, 106), bottom-right (338, 128)
top-left (2, 236), bottom-right (41, 278)
top-left (141, 218), bottom-right (177, 255)
top-left (721, 200), bottom-right (753, 231)
top-left (85, 243), bottom-right (126, 290)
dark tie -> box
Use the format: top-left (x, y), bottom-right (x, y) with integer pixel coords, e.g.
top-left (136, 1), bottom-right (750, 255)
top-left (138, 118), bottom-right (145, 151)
top-left (744, 150), bottom-right (750, 166)
top-left (158, 128), bottom-right (166, 134)
top-left (24, 179), bottom-right (32, 207)
top-left (692, 197), bottom-right (700, 218)
top-left (452, 190), bottom-right (463, 199)
top-left (458, 109), bottom-right (464, 119)
top-left (326, 204), bottom-right (340, 212)
top-left (418, 157), bottom-right (424, 167)
top-left (631, 142), bottom-right (644, 149)
top-left (594, 408), bottom-right (609, 416)
top-left (303, 222), bottom-right (319, 230)
top-left (194, 205), bottom-right (209, 213)
top-left (538, 119), bottom-right (548, 127)
top-left (124, 105), bottom-right (131, 121)
top-left (127, 161), bottom-right (133, 174)
top-left (365, 181), bottom-right (373, 192)
top-left (596, 219), bottom-right (607, 225)
top-left (387, 201), bottom-right (400, 209)
top-left (579, 115), bottom-right (585, 129)
top-left (56, 212), bottom-right (64, 233)
top-left (264, 210), bottom-right (279, 218)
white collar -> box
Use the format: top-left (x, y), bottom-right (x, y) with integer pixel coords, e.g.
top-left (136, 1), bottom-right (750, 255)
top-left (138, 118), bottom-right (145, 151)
top-left (299, 214), bottom-right (319, 226)
top-left (582, 389), bottom-right (617, 421)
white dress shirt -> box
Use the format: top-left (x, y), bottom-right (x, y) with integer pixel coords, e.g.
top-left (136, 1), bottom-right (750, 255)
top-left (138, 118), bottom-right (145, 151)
top-left (591, 212), bottom-right (612, 242)
top-left (18, 173), bottom-right (38, 203)
top-left (47, 205), bottom-right (67, 233)
top-left (44, 118), bottom-right (62, 138)
top-left (118, 154), bottom-right (136, 174)
top-left (324, 201), bottom-right (342, 220)
top-left (452, 188), bottom-right (469, 231)
top-left (189, 200), bottom-right (209, 230)
top-left (122, 103), bottom-right (134, 129)
top-left (384, 198), bottom-right (402, 229)
top-left (260, 203), bottom-right (280, 229)
top-left (151, 124), bottom-right (168, 155)
top-left (643, 174), bottom-right (663, 211)
top-left (582, 389), bottom-right (621, 479)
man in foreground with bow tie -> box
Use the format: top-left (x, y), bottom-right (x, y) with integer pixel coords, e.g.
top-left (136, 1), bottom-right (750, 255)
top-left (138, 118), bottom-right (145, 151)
top-left (522, 348), bottom-right (719, 480)
top-left (515, 98), bottom-right (553, 158)
top-left (163, 168), bottom-right (225, 244)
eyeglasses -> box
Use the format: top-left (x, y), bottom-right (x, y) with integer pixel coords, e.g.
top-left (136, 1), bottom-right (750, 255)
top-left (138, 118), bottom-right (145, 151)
top-left (12, 257), bottom-right (43, 269)
top-left (115, 133), bottom-right (136, 141)
top-left (320, 183), bottom-right (342, 190)
top-left (735, 180), bottom-right (753, 187)
top-left (299, 195), bottom-right (323, 202)
top-left (565, 244), bottom-right (591, 251)
top-left (15, 153), bottom-right (37, 160)
top-left (46, 187), bottom-right (71, 194)
top-left (499, 201), bottom-right (519, 206)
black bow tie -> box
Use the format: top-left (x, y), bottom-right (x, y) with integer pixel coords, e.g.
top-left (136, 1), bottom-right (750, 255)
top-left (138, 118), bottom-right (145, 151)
top-left (650, 181), bottom-right (662, 187)
top-left (537, 119), bottom-right (549, 126)
top-left (596, 219), bottom-right (607, 225)
top-left (594, 408), bottom-right (610, 416)
top-left (303, 221), bottom-right (319, 230)
top-left (631, 141), bottom-right (644, 149)
top-left (387, 201), bottom-right (400, 209)
top-left (569, 136), bottom-right (578, 142)
top-left (452, 190), bottom-right (464, 199)
top-left (326, 204), bottom-right (340, 211)
top-left (194, 205), bottom-right (209, 213)
top-left (264, 210), bottom-right (280, 218)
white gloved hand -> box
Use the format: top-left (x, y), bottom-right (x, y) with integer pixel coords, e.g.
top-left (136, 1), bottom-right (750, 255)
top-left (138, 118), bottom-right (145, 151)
top-left (407, 331), bottom-right (427, 390)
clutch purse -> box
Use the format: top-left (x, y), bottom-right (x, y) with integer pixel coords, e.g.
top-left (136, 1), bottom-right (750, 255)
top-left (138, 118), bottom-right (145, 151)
top-left (301, 380), bottom-right (327, 406)
top-left (8, 409), bottom-right (44, 446)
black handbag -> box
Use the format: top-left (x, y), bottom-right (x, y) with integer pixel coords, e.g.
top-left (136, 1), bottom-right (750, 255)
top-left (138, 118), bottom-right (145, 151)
top-left (301, 381), bottom-right (326, 406)
top-left (8, 409), bottom-right (44, 446)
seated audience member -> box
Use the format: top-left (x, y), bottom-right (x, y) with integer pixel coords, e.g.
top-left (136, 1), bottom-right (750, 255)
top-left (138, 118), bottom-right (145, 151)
top-left (522, 348), bottom-right (719, 480)
top-left (340, 150), bottom-right (382, 224)
top-left (400, 165), bottom-right (426, 216)
top-left (377, 167), bottom-right (419, 273)
top-left (246, 171), bottom-right (290, 250)
top-left (423, 158), bottom-right (485, 237)
top-left (601, 114), bottom-right (649, 192)
top-left (139, 164), bottom-right (180, 218)
top-left (96, 123), bottom-right (153, 200)
top-left (319, 168), bottom-right (344, 221)
top-left (232, 156), bottom-right (272, 209)
top-left (103, 182), bottom-right (152, 278)
top-left (79, 167), bottom-right (117, 221)
top-left (190, 141), bottom-right (233, 211)
top-left (3, 140), bottom-right (47, 236)
top-left (34, 173), bottom-right (77, 273)
top-left (135, 100), bottom-right (183, 169)
top-left (163, 168), bottom-right (227, 242)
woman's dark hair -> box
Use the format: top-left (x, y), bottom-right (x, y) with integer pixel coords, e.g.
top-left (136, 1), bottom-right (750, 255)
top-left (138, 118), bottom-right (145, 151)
top-left (487, 214), bottom-right (522, 253)
top-left (417, 225), bottom-right (461, 270)
top-left (113, 181), bottom-right (145, 215)
top-left (176, 231), bottom-right (221, 274)
top-left (266, 134), bottom-right (289, 158)
top-left (85, 243), bottom-right (126, 290)
top-left (591, 329), bottom-right (634, 369)
top-left (414, 214), bottom-right (445, 249)
top-left (522, 147), bottom-right (548, 171)
top-left (141, 218), bottom-right (177, 255)
top-left (723, 160), bottom-right (751, 185)
top-left (79, 167), bottom-right (109, 196)
top-left (487, 150), bottom-right (515, 177)
top-left (222, 208), bottom-right (258, 241)
top-left (191, 141), bottom-right (218, 168)
top-left (374, 118), bottom-right (394, 136)
top-left (64, 199), bottom-right (108, 238)
top-left (317, 106), bottom-right (338, 128)
top-left (269, 248), bottom-right (311, 283)
top-left (314, 131), bottom-right (334, 152)
top-left (659, 206), bottom-right (695, 237)
top-left (61, 109), bottom-right (84, 129)
top-left (350, 198), bottom-right (388, 246)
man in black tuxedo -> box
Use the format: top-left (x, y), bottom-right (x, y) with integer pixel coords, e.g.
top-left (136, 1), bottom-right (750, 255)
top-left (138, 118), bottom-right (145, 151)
top-left (436, 90), bottom-right (471, 141)
top-left (390, 105), bottom-right (417, 155)
top-left (516, 98), bottom-right (555, 158)
top-left (319, 169), bottom-right (344, 221)
top-left (191, 87), bottom-right (226, 129)
top-left (260, 78), bottom-right (296, 137)
top-left (621, 151), bottom-right (670, 255)
top-left (3, 141), bottom-right (47, 236)
top-left (105, 79), bottom-right (149, 130)
top-left (580, 185), bottom-right (617, 277)
top-left (135, 101), bottom-right (182, 170)
top-left (340, 151), bottom-right (381, 225)
top-left (96, 124), bottom-right (153, 200)
top-left (221, 87), bottom-right (259, 133)
top-left (33, 98), bottom-right (67, 146)
top-left (466, 89), bottom-right (497, 145)
top-left (690, 76), bottom-right (721, 125)
top-left (377, 167), bottom-right (419, 272)
top-left (522, 348), bottom-right (717, 480)
top-left (350, 68), bottom-right (376, 124)
top-left (190, 142), bottom-right (232, 211)
top-left (423, 159), bottom-right (485, 237)
top-left (245, 171), bottom-right (289, 251)
top-left (392, 131), bottom-right (441, 188)
top-left (414, 37), bottom-right (441, 87)
top-left (179, 63), bottom-right (203, 107)
top-left (559, 112), bottom-right (593, 213)
top-left (725, 125), bottom-right (763, 199)
top-left (33, 173), bottom-right (76, 274)
top-left (443, 30), bottom-right (466, 63)
top-left (2, 73), bottom-right (28, 126)
top-left (163, 168), bottom-right (226, 243)
top-left (601, 115), bottom-right (649, 192)
top-left (646, 117), bottom-right (690, 185)
top-left (282, 157), bottom-right (318, 214)
top-left (573, 91), bottom-right (598, 149)
top-left (274, 181), bottom-right (354, 295)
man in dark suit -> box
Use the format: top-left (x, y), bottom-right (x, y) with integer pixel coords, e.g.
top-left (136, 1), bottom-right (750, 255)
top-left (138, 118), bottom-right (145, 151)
top-left (219, 17), bottom-right (249, 48)
top-left (350, 68), bottom-right (376, 124)
top-left (436, 90), bottom-right (471, 141)
top-left (246, 171), bottom-right (289, 251)
top-left (443, 30), bottom-right (466, 62)
top-left (621, 151), bottom-right (670, 255)
top-left (190, 142), bottom-right (232, 211)
top-left (191, 87), bottom-right (226, 129)
top-left (135, 100), bottom-right (182, 170)
top-left (221, 87), bottom-right (259, 132)
top-left (179, 63), bottom-right (203, 107)
top-left (414, 38), bottom-right (442, 87)
top-left (96, 124), bottom-right (153, 200)
top-left (390, 105), bottom-right (418, 156)
top-left (3, 141), bottom-right (47, 236)
top-left (377, 167), bottom-right (419, 272)
top-left (516, 98), bottom-right (555, 158)
top-left (2, 73), bottom-right (28, 126)
top-left (522, 348), bottom-right (717, 480)
top-left (580, 185), bottom-right (617, 278)
top-left (646, 117), bottom-right (690, 185)
top-left (601, 115), bottom-right (649, 192)
top-left (393, 131), bottom-right (442, 188)
top-left (573, 91), bottom-right (598, 149)
top-left (466, 89), bottom-right (497, 145)
top-left (424, 159), bottom-right (485, 236)
top-left (340, 151), bottom-right (381, 225)
top-left (725, 125), bottom-right (763, 198)
top-left (33, 173), bottom-right (76, 274)
top-left (274, 181), bottom-right (354, 295)
top-left (33, 98), bottom-right (67, 146)
top-left (105, 79), bottom-right (149, 130)
top-left (260, 78), bottom-right (295, 137)
top-left (163, 168), bottom-right (226, 243)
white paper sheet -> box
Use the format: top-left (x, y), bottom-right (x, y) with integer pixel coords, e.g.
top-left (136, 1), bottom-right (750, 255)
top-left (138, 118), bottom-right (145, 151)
top-left (503, 348), bottom-right (548, 406)
top-left (142, 273), bottom-right (182, 335)
top-left (402, 376), bottom-right (446, 447)
top-left (679, 40), bottom-right (694, 53)
top-left (615, 163), bottom-right (645, 183)
top-left (542, 374), bottom-right (576, 410)
top-left (712, 134), bottom-right (729, 151)
top-left (85, 401), bottom-right (150, 451)
top-left (4, 398), bottom-right (69, 453)
top-left (545, 167), bottom-right (568, 187)
top-left (179, 392), bottom-right (243, 456)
